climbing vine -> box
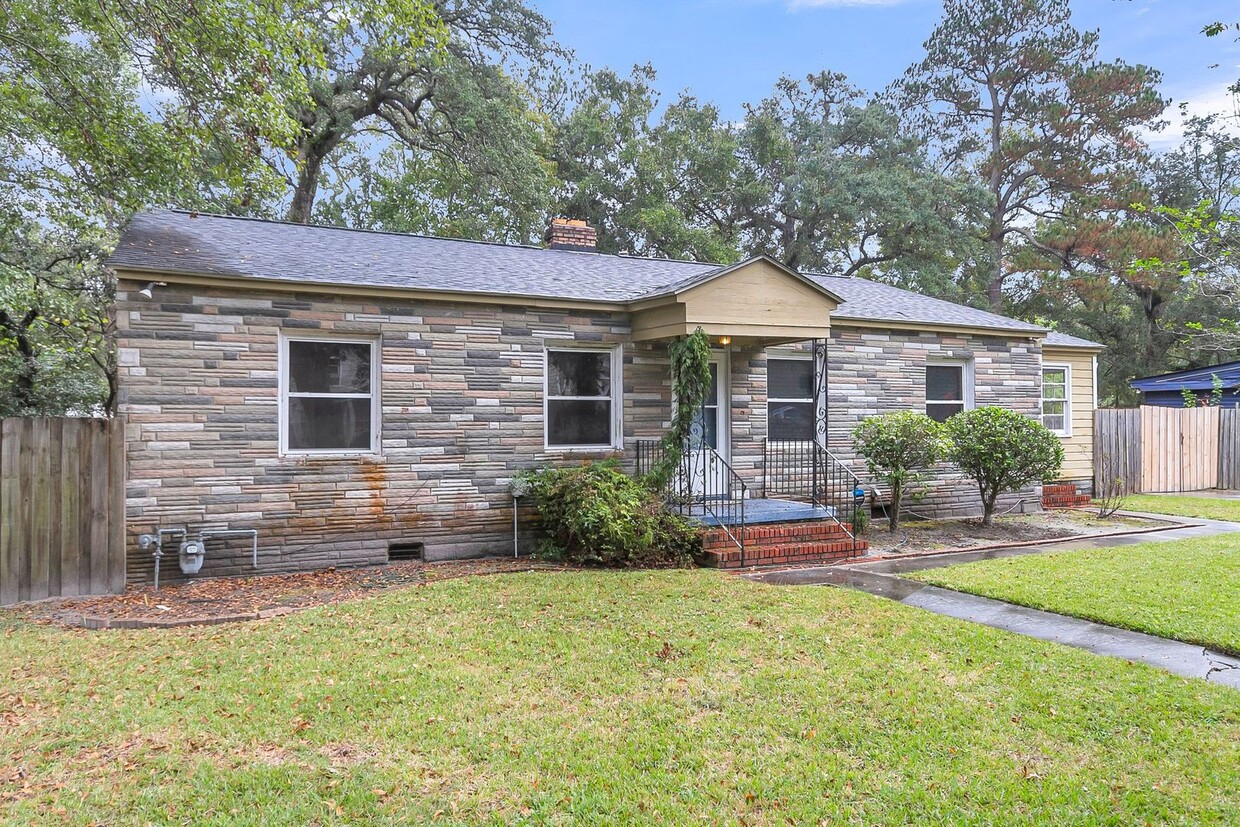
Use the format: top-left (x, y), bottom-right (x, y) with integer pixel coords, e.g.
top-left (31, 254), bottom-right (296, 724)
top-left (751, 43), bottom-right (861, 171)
top-left (644, 327), bottom-right (713, 489)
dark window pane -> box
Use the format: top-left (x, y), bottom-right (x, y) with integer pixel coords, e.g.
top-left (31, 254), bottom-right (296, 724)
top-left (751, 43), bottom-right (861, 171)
top-left (927, 365), bottom-right (963, 402)
top-left (770, 400), bottom-right (815, 440)
top-left (548, 400), bottom-right (612, 446)
top-left (548, 351), bottom-right (611, 397)
top-left (289, 341), bottom-right (372, 393)
top-left (288, 397), bottom-right (372, 450)
top-left (769, 359), bottom-right (813, 400)
top-left (926, 402), bottom-right (964, 423)
top-left (1043, 414), bottom-right (1066, 431)
top-left (707, 362), bottom-right (719, 401)
top-left (690, 404), bottom-right (719, 449)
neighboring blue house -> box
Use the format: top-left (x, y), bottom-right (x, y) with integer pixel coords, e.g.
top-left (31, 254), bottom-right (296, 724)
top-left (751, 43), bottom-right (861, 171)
top-left (1130, 360), bottom-right (1240, 408)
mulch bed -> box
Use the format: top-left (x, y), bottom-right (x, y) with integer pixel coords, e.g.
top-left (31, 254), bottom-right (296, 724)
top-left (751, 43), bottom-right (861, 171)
top-left (857, 511), bottom-right (1165, 558)
top-left (8, 558), bottom-right (570, 629)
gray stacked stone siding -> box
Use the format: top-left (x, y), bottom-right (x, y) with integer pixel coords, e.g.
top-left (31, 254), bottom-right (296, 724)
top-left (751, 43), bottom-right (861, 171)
top-left (822, 326), bottom-right (1045, 518)
top-left (116, 280), bottom-right (681, 582)
top-left (117, 275), bottom-right (1049, 583)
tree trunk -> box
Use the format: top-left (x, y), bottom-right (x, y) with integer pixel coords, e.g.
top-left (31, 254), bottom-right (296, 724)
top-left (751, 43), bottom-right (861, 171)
top-left (0, 310), bottom-right (39, 413)
top-left (287, 150), bottom-right (326, 224)
top-left (987, 233), bottom-right (1005, 313)
top-left (980, 487), bottom-right (999, 526)
top-left (889, 480), bottom-right (902, 532)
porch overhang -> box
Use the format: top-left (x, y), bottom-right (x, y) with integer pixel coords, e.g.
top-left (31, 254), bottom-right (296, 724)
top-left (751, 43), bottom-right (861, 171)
top-left (629, 256), bottom-right (841, 345)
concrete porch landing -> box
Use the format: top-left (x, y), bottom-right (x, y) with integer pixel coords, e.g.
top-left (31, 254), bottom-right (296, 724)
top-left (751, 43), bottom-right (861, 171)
top-left (692, 497), bottom-right (836, 527)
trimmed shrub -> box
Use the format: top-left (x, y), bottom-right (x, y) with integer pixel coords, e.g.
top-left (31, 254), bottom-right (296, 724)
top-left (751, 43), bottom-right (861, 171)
top-left (944, 406), bottom-right (1064, 525)
top-left (852, 411), bottom-right (946, 531)
top-left (517, 461), bottom-right (699, 567)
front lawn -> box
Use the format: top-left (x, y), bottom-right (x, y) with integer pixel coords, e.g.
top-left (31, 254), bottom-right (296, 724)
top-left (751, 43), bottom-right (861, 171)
top-left (1124, 494), bottom-right (1240, 523)
top-left (910, 535), bottom-right (1240, 656)
top-left (2, 570), bottom-right (1238, 825)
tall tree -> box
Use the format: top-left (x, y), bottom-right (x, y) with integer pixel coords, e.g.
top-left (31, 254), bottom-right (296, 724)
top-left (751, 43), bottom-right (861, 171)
top-left (553, 65), bottom-right (739, 262)
top-left (899, 0), bottom-right (1165, 311)
top-left (733, 71), bottom-right (982, 282)
top-left (277, 0), bottom-right (558, 224)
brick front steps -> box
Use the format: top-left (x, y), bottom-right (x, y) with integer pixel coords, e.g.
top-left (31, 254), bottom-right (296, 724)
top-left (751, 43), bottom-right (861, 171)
top-left (1042, 483), bottom-right (1092, 509)
top-left (700, 520), bottom-right (867, 569)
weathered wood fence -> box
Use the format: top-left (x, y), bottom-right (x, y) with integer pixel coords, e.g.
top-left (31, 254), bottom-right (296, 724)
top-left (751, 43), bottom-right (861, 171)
top-left (0, 417), bottom-right (125, 606)
top-left (1095, 406), bottom-right (1240, 494)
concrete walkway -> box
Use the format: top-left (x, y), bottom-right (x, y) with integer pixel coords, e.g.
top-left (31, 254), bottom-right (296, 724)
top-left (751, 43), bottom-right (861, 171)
top-left (748, 513), bottom-right (1240, 688)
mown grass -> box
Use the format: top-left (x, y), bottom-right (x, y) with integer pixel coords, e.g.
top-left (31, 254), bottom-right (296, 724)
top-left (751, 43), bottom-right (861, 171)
top-left (2, 569), bottom-right (1238, 825)
top-left (1124, 494), bottom-right (1240, 523)
top-left (910, 534), bottom-right (1240, 656)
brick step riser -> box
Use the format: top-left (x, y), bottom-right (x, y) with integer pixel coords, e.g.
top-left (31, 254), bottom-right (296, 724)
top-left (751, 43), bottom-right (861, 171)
top-left (703, 540), bottom-right (868, 569)
top-left (701, 533), bottom-right (853, 551)
top-left (701, 525), bottom-right (854, 549)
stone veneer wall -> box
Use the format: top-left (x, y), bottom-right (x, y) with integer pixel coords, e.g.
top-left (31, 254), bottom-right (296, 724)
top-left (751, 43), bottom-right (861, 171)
top-left (820, 326), bottom-right (1045, 519)
top-left (116, 280), bottom-right (683, 583)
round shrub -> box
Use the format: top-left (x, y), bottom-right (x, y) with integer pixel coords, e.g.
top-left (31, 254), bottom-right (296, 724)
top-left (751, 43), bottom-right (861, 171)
top-left (517, 461), bottom-right (700, 567)
top-left (944, 406), bottom-right (1064, 525)
top-left (852, 411), bottom-right (946, 531)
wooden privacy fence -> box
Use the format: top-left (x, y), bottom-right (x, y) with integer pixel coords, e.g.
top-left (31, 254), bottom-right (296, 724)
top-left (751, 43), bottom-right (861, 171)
top-left (1095, 406), bottom-right (1239, 494)
top-left (0, 417), bottom-right (125, 606)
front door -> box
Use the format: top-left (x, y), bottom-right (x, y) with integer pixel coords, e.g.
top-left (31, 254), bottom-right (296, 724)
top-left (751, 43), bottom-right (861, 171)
top-left (684, 355), bottom-right (730, 498)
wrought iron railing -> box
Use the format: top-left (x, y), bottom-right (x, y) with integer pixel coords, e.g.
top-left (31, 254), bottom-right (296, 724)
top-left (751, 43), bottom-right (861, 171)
top-left (635, 439), bottom-right (748, 561)
top-left (764, 439), bottom-right (865, 545)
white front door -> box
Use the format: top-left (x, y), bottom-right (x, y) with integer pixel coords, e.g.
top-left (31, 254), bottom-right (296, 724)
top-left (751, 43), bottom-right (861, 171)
top-left (684, 355), bottom-right (730, 498)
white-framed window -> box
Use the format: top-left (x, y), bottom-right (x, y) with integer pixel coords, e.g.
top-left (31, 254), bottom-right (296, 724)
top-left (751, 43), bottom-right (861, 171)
top-left (768, 356), bottom-right (815, 441)
top-left (1042, 364), bottom-right (1071, 435)
top-left (544, 346), bottom-right (622, 449)
top-left (279, 335), bottom-right (379, 454)
top-left (926, 361), bottom-right (972, 423)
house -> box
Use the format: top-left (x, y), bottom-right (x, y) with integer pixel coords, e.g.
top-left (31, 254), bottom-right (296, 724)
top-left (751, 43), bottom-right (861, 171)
top-left (1130, 361), bottom-right (1240, 409)
top-left (109, 211), bottom-right (1103, 580)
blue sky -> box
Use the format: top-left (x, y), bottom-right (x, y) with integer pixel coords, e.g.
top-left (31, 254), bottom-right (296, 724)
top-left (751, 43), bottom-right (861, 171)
top-left (533, 0), bottom-right (1239, 147)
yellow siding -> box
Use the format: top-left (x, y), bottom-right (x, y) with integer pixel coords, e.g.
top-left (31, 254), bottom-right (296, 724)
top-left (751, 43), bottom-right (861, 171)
top-left (632, 258), bottom-right (836, 342)
top-left (1044, 347), bottom-right (1096, 482)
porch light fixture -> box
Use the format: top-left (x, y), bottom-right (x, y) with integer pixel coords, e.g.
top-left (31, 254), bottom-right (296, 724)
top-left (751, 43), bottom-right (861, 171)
top-left (137, 281), bottom-right (165, 300)
top-left (718, 335), bottom-right (732, 346)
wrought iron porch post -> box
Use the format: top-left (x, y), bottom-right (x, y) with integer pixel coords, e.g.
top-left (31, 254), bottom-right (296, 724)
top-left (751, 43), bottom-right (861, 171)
top-left (813, 338), bottom-right (828, 504)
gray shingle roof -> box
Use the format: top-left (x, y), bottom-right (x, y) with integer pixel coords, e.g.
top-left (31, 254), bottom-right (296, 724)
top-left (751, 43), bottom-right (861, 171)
top-left (1042, 330), bottom-right (1105, 350)
top-left (805, 273), bottom-right (1048, 336)
top-left (109, 210), bottom-right (1098, 346)
top-left (109, 210), bottom-right (718, 304)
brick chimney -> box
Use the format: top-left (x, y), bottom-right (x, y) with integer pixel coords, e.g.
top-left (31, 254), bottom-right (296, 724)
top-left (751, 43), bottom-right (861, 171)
top-left (545, 218), bottom-right (598, 252)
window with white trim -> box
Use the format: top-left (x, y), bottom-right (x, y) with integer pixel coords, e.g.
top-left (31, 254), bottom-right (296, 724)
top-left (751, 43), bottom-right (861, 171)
top-left (281, 337), bottom-right (378, 453)
top-left (768, 357), bottom-right (815, 441)
top-left (545, 347), bottom-right (619, 448)
top-left (926, 363), bottom-right (969, 423)
top-left (1042, 365), bottom-right (1070, 435)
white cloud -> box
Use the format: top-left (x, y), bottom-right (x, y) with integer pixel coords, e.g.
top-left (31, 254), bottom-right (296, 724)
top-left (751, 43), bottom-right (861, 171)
top-left (786, 0), bottom-right (910, 9)
top-left (1144, 78), bottom-right (1240, 149)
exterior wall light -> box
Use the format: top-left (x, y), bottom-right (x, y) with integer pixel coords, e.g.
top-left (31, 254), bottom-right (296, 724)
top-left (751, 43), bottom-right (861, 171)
top-left (719, 336), bottom-right (732, 346)
top-left (137, 281), bottom-right (165, 299)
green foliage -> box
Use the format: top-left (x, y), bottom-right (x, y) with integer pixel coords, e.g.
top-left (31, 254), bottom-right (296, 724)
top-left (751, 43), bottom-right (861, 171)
top-left (943, 407), bottom-right (1064, 526)
top-left (899, 0), bottom-right (1166, 312)
top-left (644, 328), bottom-right (713, 490)
top-left (852, 412), bottom-right (947, 532)
top-left (0, 220), bottom-right (114, 415)
top-left (516, 461), bottom-right (699, 568)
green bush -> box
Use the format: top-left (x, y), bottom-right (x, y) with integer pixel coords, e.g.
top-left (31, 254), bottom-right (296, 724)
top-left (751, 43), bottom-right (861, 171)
top-left (944, 406), bottom-right (1064, 526)
top-left (517, 461), bottom-right (700, 567)
top-left (852, 411), bottom-right (946, 531)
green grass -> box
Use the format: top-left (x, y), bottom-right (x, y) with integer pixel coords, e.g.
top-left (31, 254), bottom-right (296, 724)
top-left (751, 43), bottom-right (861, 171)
top-left (2, 570), bottom-right (1239, 825)
top-left (910, 535), bottom-right (1240, 656)
top-left (1124, 494), bottom-right (1240, 523)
